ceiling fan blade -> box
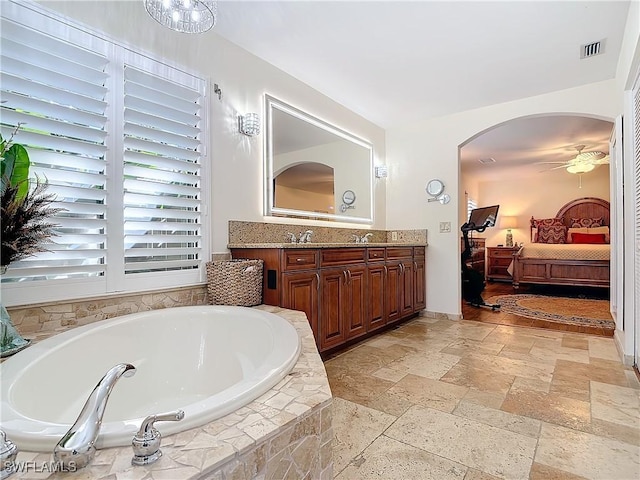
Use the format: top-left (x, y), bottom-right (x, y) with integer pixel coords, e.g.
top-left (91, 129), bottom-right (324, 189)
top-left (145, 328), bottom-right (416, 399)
top-left (535, 161), bottom-right (569, 165)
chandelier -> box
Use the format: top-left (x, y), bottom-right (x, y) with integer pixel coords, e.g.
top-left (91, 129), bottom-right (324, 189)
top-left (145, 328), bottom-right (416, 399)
top-left (144, 0), bottom-right (217, 34)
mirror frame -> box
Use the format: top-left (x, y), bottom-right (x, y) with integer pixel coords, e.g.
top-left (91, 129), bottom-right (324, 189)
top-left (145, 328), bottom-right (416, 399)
top-left (264, 95), bottom-right (374, 224)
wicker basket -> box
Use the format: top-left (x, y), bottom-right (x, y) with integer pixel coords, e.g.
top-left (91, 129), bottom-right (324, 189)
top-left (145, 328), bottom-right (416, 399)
top-left (206, 259), bottom-right (264, 306)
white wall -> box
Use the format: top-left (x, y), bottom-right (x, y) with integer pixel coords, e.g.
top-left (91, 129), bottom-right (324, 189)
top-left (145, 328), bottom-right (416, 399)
top-left (41, 1), bottom-right (386, 256)
top-left (386, 79), bottom-right (619, 318)
top-left (478, 169), bottom-right (610, 248)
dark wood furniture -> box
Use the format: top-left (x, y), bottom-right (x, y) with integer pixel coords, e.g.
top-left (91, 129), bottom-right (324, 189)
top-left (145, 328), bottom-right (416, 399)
top-left (230, 245), bottom-right (426, 353)
top-left (512, 197), bottom-right (610, 289)
top-left (461, 236), bottom-right (485, 279)
top-left (487, 246), bottom-right (519, 282)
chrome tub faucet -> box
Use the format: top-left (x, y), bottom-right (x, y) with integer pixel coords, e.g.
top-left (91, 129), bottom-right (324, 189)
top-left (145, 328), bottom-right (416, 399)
top-left (54, 363), bottom-right (136, 469)
top-left (131, 410), bottom-right (185, 466)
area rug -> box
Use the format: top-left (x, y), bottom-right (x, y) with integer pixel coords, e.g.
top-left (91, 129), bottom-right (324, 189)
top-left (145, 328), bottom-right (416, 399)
top-left (485, 294), bottom-right (614, 328)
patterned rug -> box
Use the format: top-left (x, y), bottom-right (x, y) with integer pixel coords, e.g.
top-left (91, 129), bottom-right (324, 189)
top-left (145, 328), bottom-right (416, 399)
top-left (486, 294), bottom-right (614, 328)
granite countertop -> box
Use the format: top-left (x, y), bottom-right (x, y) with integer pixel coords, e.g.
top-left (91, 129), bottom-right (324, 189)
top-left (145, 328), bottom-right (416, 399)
top-left (228, 242), bottom-right (428, 249)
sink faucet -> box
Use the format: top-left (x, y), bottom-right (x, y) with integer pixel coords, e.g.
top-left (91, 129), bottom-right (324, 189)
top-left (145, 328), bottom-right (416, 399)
top-left (298, 230), bottom-right (313, 243)
top-left (54, 363), bottom-right (136, 469)
top-left (351, 234), bottom-right (360, 243)
top-left (285, 232), bottom-right (297, 243)
top-left (360, 233), bottom-right (373, 243)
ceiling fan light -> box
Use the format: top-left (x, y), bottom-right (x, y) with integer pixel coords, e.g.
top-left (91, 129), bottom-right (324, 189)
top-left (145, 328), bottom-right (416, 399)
top-left (567, 163), bottom-right (595, 174)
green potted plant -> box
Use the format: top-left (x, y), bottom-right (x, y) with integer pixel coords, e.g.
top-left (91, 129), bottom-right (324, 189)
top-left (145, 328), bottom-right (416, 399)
top-left (1, 125), bottom-right (61, 356)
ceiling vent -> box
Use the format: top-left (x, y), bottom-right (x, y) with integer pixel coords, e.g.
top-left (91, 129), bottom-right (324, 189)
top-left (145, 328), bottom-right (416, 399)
top-left (478, 157), bottom-right (496, 164)
top-left (580, 40), bottom-right (604, 59)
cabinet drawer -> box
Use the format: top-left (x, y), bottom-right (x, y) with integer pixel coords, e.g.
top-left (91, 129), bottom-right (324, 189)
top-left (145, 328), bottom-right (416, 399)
top-left (367, 248), bottom-right (385, 262)
top-left (386, 247), bottom-right (413, 259)
top-left (491, 249), bottom-right (516, 258)
top-left (321, 248), bottom-right (366, 267)
top-left (490, 257), bottom-right (513, 267)
top-left (413, 247), bottom-right (425, 258)
top-left (282, 250), bottom-right (319, 271)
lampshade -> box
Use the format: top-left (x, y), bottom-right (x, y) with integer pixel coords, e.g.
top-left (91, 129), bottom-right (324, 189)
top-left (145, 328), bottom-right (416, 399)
top-left (144, 0), bottom-right (217, 34)
top-left (501, 216), bottom-right (517, 229)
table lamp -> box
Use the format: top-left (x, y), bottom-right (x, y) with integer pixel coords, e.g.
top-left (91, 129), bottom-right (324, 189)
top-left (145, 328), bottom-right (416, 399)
top-left (501, 216), bottom-right (517, 247)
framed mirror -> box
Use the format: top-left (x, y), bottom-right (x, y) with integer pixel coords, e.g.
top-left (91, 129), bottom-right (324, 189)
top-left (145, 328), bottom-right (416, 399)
top-left (265, 95), bottom-right (374, 223)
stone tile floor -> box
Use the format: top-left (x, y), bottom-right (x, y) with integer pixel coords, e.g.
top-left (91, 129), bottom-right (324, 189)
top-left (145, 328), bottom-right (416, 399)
top-left (325, 310), bottom-right (640, 479)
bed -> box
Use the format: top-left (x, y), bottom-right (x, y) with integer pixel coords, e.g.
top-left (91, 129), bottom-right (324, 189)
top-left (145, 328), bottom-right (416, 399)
top-left (511, 197), bottom-right (610, 290)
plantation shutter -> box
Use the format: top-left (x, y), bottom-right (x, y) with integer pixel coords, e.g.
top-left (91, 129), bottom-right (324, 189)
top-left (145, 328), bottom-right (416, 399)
top-left (0, 15), bottom-right (109, 282)
top-left (122, 65), bottom-right (203, 274)
top-left (634, 77), bottom-right (640, 367)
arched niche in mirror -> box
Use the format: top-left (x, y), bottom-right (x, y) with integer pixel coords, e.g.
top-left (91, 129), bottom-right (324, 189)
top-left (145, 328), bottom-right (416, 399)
top-left (265, 95), bottom-right (374, 223)
top-left (274, 162), bottom-right (335, 214)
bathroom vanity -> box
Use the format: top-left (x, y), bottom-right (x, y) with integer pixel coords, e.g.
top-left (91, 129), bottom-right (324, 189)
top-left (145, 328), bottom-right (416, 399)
top-left (230, 245), bottom-right (426, 353)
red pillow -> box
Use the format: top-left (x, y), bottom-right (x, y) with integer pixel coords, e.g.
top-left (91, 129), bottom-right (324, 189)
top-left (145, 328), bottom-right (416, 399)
top-left (571, 233), bottom-right (607, 244)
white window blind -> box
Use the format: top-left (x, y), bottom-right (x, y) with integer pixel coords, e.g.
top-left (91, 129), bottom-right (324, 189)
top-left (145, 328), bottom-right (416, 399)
top-left (1, 15), bottom-right (110, 283)
top-left (123, 66), bottom-right (203, 274)
top-left (0, 1), bottom-right (209, 306)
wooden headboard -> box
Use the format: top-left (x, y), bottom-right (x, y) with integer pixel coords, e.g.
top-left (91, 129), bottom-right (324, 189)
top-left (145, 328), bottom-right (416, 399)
top-left (555, 197), bottom-right (610, 227)
top-left (528, 197), bottom-right (610, 239)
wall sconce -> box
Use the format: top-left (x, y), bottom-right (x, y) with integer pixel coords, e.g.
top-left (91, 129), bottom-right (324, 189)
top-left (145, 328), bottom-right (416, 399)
top-left (238, 113), bottom-right (260, 136)
top-left (374, 166), bottom-right (388, 178)
top-left (500, 216), bottom-right (518, 247)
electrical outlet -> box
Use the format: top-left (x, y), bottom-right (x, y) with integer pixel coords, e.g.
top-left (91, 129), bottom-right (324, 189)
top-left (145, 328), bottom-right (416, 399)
top-left (391, 231), bottom-right (398, 241)
top-left (439, 222), bottom-right (451, 233)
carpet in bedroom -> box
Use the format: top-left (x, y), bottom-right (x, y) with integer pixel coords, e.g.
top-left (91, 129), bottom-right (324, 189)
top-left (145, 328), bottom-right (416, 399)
top-left (485, 294), bottom-right (614, 336)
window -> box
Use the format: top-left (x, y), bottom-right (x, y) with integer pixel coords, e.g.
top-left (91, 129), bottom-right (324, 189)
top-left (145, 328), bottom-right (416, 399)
top-left (466, 195), bottom-right (478, 221)
top-left (1, 1), bottom-right (209, 306)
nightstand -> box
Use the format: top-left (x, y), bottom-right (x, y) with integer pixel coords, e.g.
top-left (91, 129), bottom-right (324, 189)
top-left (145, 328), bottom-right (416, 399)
top-left (486, 246), bottom-right (519, 282)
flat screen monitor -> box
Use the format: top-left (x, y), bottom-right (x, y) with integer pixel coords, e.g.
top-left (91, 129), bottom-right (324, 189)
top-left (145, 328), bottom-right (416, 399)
top-left (467, 205), bottom-right (499, 230)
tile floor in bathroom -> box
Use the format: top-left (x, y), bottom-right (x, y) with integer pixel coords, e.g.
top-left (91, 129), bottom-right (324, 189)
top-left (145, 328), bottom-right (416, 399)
top-left (324, 312), bottom-right (640, 479)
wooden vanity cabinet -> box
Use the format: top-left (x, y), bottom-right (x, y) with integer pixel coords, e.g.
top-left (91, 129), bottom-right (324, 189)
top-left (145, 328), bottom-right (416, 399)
top-left (319, 249), bottom-right (367, 350)
top-left (230, 245), bottom-right (426, 353)
top-left (386, 247), bottom-right (414, 323)
top-left (366, 248), bottom-right (387, 332)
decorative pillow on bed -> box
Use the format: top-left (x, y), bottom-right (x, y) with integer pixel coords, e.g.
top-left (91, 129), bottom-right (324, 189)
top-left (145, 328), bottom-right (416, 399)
top-left (532, 217), bottom-right (564, 228)
top-left (536, 225), bottom-right (567, 244)
top-left (571, 233), bottom-right (607, 244)
top-left (567, 227), bottom-right (588, 243)
top-left (531, 218), bottom-right (564, 242)
top-left (587, 226), bottom-right (610, 243)
top-left (570, 217), bottom-right (604, 228)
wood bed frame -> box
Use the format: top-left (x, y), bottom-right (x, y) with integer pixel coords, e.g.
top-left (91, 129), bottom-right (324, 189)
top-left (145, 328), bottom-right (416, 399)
top-left (511, 197), bottom-right (610, 290)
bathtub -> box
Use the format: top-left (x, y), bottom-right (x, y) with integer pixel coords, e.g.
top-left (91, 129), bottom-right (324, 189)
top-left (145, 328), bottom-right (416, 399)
top-left (0, 305), bottom-right (301, 452)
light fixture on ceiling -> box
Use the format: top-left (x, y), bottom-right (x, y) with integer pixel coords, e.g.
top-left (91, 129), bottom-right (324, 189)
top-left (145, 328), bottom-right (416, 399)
top-left (144, 0), bottom-right (217, 34)
top-left (238, 113), bottom-right (260, 137)
top-left (565, 146), bottom-right (608, 174)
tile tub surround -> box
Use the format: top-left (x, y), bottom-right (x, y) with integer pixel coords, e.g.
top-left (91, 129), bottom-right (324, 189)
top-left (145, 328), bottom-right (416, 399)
top-left (228, 220), bottom-right (427, 245)
top-left (5, 285), bottom-right (208, 339)
top-left (7, 305), bottom-right (333, 480)
top-left (326, 316), bottom-right (640, 479)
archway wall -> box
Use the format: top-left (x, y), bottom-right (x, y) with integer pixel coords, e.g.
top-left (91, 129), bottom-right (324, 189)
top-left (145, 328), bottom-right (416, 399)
top-left (385, 79), bottom-right (618, 318)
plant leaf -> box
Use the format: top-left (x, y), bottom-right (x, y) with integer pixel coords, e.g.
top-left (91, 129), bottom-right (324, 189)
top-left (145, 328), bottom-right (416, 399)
top-left (5, 144), bottom-right (30, 201)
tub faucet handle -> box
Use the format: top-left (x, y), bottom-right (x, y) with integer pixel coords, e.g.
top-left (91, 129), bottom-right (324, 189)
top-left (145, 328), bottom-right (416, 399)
top-left (0, 430), bottom-right (18, 479)
top-left (132, 410), bottom-right (185, 466)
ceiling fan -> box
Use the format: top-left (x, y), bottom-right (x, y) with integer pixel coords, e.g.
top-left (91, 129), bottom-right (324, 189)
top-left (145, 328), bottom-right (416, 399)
top-left (538, 145), bottom-right (610, 174)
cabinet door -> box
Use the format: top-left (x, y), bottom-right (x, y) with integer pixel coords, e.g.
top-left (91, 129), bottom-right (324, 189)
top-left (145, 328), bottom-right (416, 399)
top-left (386, 261), bottom-right (402, 324)
top-left (345, 265), bottom-right (367, 340)
top-left (367, 263), bottom-right (386, 331)
top-left (400, 261), bottom-right (414, 317)
top-left (413, 258), bottom-right (426, 312)
top-left (282, 271), bottom-right (319, 347)
top-left (319, 268), bottom-right (347, 351)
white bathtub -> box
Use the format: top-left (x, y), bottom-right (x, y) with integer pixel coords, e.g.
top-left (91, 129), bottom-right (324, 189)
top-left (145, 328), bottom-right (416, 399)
top-left (0, 305), bottom-right (301, 452)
